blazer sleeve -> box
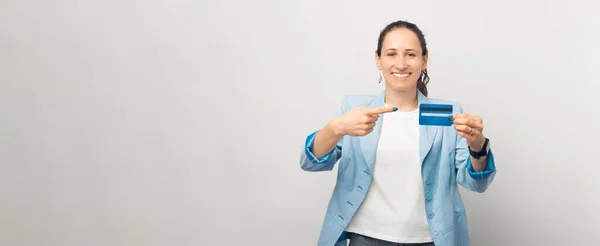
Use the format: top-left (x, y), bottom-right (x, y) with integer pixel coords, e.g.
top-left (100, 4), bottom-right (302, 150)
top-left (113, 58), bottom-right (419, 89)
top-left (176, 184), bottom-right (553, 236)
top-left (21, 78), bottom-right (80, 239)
top-left (299, 96), bottom-right (347, 172)
top-left (454, 104), bottom-right (497, 193)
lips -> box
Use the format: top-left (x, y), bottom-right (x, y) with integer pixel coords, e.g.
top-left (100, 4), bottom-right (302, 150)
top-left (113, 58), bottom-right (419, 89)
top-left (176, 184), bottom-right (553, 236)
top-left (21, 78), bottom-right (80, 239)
top-left (392, 72), bottom-right (410, 78)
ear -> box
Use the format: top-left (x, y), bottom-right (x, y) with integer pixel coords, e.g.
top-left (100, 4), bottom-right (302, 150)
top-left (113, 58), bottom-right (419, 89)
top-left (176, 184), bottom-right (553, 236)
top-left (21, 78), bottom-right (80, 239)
top-left (421, 52), bottom-right (429, 70)
top-left (374, 51), bottom-right (382, 70)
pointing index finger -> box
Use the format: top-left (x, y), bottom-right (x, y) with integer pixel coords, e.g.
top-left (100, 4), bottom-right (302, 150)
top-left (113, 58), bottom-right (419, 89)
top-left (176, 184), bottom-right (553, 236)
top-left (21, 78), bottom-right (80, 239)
top-left (368, 106), bottom-right (398, 115)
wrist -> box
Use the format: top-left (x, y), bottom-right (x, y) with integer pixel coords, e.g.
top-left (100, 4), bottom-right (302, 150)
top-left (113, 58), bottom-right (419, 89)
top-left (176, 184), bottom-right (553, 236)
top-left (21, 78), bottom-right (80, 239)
top-left (325, 119), bottom-right (345, 138)
top-left (470, 136), bottom-right (486, 152)
top-left (469, 137), bottom-right (490, 159)
top-left (470, 144), bottom-right (483, 153)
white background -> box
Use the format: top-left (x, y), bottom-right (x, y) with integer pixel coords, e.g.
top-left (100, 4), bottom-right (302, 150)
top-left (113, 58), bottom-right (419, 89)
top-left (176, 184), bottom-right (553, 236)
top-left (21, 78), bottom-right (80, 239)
top-left (1, 0), bottom-right (599, 245)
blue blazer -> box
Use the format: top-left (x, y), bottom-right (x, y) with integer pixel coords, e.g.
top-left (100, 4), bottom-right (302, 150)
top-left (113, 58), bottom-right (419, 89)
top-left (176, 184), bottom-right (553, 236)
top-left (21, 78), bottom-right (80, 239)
top-left (300, 91), bottom-right (496, 246)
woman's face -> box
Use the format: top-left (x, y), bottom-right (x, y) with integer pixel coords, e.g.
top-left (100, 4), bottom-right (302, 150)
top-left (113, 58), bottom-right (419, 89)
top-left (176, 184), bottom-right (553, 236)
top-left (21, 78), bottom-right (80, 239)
top-left (376, 28), bottom-right (428, 92)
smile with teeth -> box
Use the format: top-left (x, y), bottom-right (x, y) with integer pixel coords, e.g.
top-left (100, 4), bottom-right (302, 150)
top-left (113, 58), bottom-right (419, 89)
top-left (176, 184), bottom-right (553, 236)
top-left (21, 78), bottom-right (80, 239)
top-left (392, 72), bottom-right (410, 78)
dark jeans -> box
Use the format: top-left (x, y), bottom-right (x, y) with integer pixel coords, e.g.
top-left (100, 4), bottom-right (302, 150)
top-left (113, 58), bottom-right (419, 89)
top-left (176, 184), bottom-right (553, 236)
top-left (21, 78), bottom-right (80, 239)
top-left (349, 233), bottom-right (435, 246)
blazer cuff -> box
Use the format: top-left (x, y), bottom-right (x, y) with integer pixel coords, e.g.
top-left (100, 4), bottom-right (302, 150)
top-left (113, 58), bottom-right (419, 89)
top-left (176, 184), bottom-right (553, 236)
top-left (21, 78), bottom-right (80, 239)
top-left (466, 149), bottom-right (496, 180)
top-left (305, 130), bottom-right (335, 163)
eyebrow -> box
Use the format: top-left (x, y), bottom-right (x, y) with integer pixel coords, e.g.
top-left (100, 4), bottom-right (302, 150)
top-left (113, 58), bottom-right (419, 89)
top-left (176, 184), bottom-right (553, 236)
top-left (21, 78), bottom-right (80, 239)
top-left (385, 48), bottom-right (418, 52)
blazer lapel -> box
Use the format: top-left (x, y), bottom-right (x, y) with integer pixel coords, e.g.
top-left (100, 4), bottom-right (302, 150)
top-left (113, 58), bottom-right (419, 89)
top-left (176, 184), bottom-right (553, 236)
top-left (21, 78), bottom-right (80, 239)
top-left (418, 92), bottom-right (439, 166)
top-left (359, 91), bottom-right (385, 173)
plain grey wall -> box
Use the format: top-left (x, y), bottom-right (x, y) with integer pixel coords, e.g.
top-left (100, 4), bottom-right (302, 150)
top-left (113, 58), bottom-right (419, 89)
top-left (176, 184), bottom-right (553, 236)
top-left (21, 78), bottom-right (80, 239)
top-left (1, 0), bottom-right (599, 245)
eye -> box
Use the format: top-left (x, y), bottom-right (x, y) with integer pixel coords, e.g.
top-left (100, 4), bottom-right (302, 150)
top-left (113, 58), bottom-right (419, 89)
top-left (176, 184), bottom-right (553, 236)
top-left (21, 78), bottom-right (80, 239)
top-left (407, 53), bottom-right (417, 57)
top-left (387, 53), bottom-right (396, 57)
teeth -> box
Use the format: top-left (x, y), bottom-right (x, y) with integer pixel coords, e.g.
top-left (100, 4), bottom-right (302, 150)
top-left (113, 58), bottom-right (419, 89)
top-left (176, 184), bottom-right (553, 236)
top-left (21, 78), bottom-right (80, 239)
top-left (392, 73), bottom-right (410, 78)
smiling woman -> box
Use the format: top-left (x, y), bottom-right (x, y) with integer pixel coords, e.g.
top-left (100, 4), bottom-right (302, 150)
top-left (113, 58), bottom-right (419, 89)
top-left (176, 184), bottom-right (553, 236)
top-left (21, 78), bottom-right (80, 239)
top-left (300, 20), bottom-right (497, 246)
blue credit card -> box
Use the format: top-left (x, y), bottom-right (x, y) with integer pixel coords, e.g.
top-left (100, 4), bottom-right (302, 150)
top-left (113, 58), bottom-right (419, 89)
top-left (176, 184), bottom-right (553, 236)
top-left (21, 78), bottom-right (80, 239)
top-left (419, 104), bottom-right (453, 126)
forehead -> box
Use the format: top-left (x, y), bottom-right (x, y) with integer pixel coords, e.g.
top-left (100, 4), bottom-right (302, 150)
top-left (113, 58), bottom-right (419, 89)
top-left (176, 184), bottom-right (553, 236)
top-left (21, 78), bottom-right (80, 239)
top-left (382, 28), bottom-right (421, 51)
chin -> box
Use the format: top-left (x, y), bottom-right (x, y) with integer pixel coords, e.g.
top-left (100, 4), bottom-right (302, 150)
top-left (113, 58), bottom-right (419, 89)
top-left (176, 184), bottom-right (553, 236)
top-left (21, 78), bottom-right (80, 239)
top-left (386, 81), bottom-right (417, 92)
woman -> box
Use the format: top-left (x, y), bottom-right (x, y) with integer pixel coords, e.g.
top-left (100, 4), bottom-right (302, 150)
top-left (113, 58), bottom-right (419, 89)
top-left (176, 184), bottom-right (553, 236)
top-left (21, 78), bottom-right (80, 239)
top-left (300, 20), bottom-right (496, 246)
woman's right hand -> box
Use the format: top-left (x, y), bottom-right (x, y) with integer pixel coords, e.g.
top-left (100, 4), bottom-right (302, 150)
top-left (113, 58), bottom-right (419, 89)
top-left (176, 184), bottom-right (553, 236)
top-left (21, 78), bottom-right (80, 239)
top-left (329, 106), bottom-right (397, 136)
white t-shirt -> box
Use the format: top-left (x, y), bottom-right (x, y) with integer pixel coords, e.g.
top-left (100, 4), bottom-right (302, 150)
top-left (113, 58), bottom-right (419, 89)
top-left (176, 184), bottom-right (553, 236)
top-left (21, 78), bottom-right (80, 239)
top-left (345, 106), bottom-right (432, 243)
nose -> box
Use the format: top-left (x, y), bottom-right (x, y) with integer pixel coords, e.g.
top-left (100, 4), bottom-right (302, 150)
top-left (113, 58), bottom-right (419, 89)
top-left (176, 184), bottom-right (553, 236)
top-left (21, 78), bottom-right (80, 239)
top-left (395, 57), bottom-right (409, 70)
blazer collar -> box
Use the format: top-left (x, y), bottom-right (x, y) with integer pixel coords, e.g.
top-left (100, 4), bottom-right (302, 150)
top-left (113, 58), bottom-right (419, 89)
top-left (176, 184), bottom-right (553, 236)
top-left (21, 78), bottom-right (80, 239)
top-left (359, 90), bottom-right (439, 172)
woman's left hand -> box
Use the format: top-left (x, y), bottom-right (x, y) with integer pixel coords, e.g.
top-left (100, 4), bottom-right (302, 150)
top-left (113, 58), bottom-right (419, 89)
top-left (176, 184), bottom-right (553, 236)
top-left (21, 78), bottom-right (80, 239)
top-left (451, 113), bottom-right (486, 152)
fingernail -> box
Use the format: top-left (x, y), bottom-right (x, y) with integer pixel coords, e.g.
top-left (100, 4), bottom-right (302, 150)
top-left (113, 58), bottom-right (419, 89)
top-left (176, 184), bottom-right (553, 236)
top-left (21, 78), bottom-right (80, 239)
top-left (450, 120), bottom-right (454, 124)
top-left (393, 107), bottom-right (398, 111)
top-left (447, 115), bottom-right (453, 119)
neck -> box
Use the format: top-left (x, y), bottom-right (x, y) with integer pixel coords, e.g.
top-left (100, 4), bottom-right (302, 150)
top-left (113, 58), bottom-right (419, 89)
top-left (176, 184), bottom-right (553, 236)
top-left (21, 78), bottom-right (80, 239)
top-left (384, 87), bottom-right (419, 112)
